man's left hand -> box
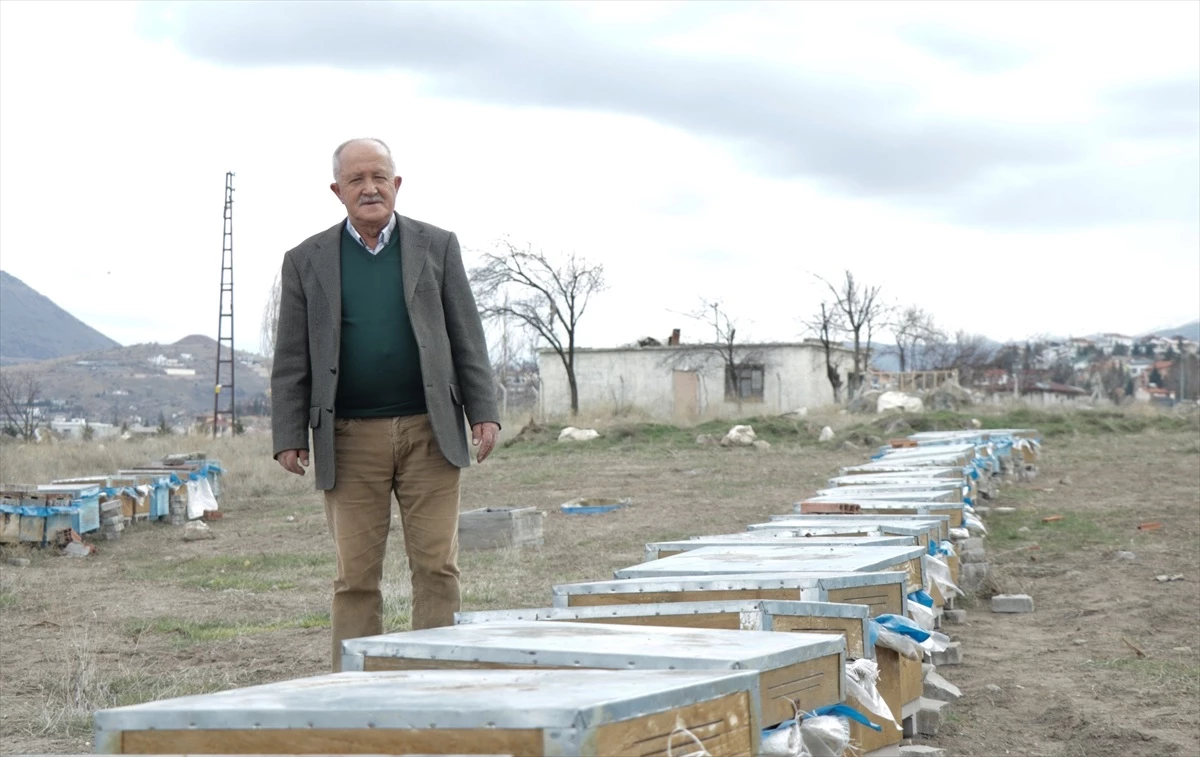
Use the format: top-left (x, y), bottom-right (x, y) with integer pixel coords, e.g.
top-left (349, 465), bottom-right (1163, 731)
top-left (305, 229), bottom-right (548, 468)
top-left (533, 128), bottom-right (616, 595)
top-left (471, 421), bottom-right (500, 463)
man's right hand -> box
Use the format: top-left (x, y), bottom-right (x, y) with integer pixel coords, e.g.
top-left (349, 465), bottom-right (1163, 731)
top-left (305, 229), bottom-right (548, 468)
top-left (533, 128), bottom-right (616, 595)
top-left (276, 449), bottom-right (310, 476)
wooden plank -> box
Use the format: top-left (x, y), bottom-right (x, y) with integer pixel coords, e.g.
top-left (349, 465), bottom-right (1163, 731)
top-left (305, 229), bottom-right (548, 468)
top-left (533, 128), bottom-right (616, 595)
top-left (851, 646), bottom-right (904, 752)
top-left (122, 727), bottom-right (542, 755)
top-left (771, 616), bottom-right (865, 659)
top-left (18, 514), bottom-right (44, 543)
top-left (758, 655), bottom-right (842, 725)
top-left (592, 691), bottom-right (754, 757)
top-left (898, 653), bottom-right (924, 706)
top-left (826, 585), bottom-right (904, 617)
top-left (0, 513), bottom-right (21, 544)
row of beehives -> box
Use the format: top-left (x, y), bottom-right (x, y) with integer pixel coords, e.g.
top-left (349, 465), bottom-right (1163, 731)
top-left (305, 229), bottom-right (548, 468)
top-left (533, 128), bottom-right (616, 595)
top-left (0, 453), bottom-right (223, 546)
top-left (90, 429), bottom-right (1040, 756)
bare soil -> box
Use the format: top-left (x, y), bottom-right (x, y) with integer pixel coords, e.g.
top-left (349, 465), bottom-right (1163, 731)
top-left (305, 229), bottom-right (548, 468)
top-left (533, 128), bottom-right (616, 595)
top-left (0, 418), bottom-right (1197, 755)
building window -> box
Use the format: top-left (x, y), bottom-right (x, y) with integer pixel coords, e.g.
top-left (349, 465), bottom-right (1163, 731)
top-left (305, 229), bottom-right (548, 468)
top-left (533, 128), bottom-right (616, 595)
top-left (726, 364), bottom-right (765, 401)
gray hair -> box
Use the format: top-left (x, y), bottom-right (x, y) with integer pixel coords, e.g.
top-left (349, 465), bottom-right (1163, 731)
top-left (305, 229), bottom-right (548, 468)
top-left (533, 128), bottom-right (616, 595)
top-left (332, 138), bottom-right (396, 181)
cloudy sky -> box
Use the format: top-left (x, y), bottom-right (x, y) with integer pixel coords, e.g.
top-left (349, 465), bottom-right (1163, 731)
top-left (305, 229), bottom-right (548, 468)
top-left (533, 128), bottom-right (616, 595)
top-left (1, 0), bottom-right (1197, 357)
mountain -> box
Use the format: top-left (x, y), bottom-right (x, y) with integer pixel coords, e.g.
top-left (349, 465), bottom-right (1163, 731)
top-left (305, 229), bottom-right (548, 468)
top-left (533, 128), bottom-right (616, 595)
top-left (0, 270), bottom-right (120, 364)
top-left (1143, 320), bottom-right (1200, 342)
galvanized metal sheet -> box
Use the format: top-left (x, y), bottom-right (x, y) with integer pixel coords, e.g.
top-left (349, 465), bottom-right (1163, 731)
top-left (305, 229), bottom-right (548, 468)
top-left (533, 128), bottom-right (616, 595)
top-left (647, 535), bottom-right (913, 561)
top-left (93, 668), bottom-right (761, 737)
top-left (822, 480), bottom-right (965, 492)
top-left (341, 620), bottom-right (845, 672)
top-left (552, 570), bottom-right (908, 606)
top-left (615, 545), bottom-right (925, 579)
top-left (456, 599), bottom-right (869, 625)
top-left (829, 470), bottom-right (966, 485)
top-left (804, 490), bottom-right (963, 503)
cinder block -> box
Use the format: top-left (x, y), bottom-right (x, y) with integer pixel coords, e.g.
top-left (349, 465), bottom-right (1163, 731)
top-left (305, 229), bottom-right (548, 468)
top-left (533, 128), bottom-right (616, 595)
top-left (960, 537), bottom-right (984, 552)
top-left (991, 594), bottom-right (1035, 613)
top-left (923, 669), bottom-right (962, 702)
top-left (960, 548), bottom-right (987, 563)
top-left (899, 746), bottom-right (948, 757)
top-left (902, 697), bottom-right (947, 738)
top-left (864, 746), bottom-right (904, 757)
top-left (959, 562), bottom-right (990, 592)
top-left (931, 641), bottom-right (963, 667)
top-left (943, 609), bottom-right (967, 624)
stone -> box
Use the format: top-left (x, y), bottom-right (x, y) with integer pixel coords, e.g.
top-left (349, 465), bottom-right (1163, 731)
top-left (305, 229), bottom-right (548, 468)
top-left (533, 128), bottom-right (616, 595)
top-left (991, 594), bottom-right (1035, 613)
top-left (943, 609), bottom-right (967, 624)
top-left (183, 520), bottom-right (216, 541)
top-left (923, 669), bottom-right (962, 701)
top-left (984, 684), bottom-right (1003, 695)
top-left (720, 425), bottom-right (757, 446)
top-left (62, 542), bottom-right (92, 558)
top-left (1059, 475), bottom-right (1073, 486)
top-left (899, 746), bottom-right (947, 757)
top-left (902, 697), bottom-right (947, 738)
top-left (1073, 639), bottom-right (1087, 645)
top-left (1115, 551), bottom-right (1136, 561)
top-left (818, 426), bottom-right (835, 442)
top-left (960, 537), bottom-right (985, 552)
top-left (1017, 526), bottom-right (1031, 535)
top-left (752, 440), bottom-right (772, 451)
top-left (877, 391), bottom-right (924, 414)
top-left (558, 427), bottom-right (600, 442)
top-left (959, 562), bottom-right (990, 592)
top-left (6, 557), bottom-right (30, 567)
top-left (841, 440), bottom-right (859, 451)
top-left (931, 641), bottom-right (963, 666)
top-left (994, 506), bottom-right (1016, 514)
top-left (285, 515), bottom-right (297, 523)
top-left (695, 434), bottom-right (716, 446)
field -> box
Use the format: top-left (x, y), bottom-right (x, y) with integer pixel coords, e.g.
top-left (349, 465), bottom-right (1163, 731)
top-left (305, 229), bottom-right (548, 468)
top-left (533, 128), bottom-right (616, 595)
top-left (1, 406), bottom-right (1198, 756)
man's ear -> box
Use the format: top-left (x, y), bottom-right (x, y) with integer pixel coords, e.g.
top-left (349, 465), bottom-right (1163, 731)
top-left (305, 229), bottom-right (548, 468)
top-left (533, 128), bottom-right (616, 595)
top-left (331, 182), bottom-right (343, 201)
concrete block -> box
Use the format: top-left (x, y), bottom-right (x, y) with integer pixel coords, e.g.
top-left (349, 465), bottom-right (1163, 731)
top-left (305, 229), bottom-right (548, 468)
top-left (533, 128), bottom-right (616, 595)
top-left (991, 593), bottom-right (1035, 613)
top-left (960, 548), bottom-right (987, 563)
top-left (959, 562), bottom-right (990, 592)
top-left (899, 746), bottom-right (948, 757)
top-left (902, 697), bottom-right (947, 738)
top-left (961, 537), bottom-right (984, 552)
top-left (931, 641), bottom-right (963, 667)
top-left (864, 746), bottom-right (903, 757)
top-left (923, 669), bottom-right (962, 702)
top-left (943, 609), bottom-right (967, 624)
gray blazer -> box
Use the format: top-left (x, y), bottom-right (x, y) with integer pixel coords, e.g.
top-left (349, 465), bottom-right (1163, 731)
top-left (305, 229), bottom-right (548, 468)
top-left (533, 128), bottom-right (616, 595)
top-left (271, 212), bottom-right (499, 490)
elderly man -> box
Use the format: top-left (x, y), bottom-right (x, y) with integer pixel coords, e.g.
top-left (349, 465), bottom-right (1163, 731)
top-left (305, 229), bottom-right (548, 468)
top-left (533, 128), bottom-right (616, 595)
top-left (271, 137), bottom-right (500, 671)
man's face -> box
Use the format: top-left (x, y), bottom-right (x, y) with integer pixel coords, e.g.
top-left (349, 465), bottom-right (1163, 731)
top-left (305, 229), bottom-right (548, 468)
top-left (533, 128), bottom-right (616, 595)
top-left (331, 141), bottom-right (402, 228)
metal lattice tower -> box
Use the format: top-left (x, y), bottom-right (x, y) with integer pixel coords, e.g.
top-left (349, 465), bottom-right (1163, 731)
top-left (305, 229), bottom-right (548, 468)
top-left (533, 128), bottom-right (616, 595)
top-left (213, 172), bottom-right (236, 437)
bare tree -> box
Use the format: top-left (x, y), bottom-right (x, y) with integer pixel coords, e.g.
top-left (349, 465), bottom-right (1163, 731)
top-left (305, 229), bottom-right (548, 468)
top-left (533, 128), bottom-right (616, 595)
top-left (818, 271), bottom-right (887, 396)
top-left (260, 271), bottom-right (282, 360)
top-left (927, 330), bottom-right (994, 385)
top-left (470, 240), bottom-right (606, 417)
top-left (670, 299), bottom-right (764, 413)
top-left (0, 370), bottom-right (43, 441)
top-left (802, 302), bottom-right (845, 403)
top-left (891, 306), bottom-right (944, 373)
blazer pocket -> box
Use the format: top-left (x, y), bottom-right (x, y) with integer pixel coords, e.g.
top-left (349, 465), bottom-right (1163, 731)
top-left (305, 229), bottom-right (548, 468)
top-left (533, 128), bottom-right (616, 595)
top-left (309, 406), bottom-right (322, 429)
top-left (414, 277), bottom-right (439, 293)
top-left (449, 383), bottom-right (464, 406)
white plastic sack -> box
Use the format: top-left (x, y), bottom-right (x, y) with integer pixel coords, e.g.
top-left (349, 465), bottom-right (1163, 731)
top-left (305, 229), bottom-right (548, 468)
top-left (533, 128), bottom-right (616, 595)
top-left (949, 527), bottom-right (971, 541)
top-left (558, 427), bottom-right (600, 442)
top-left (964, 513), bottom-right (988, 535)
top-left (844, 659), bottom-right (902, 731)
top-left (798, 716), bottom-right (850, 756)
top-left (722, 424), bottom-right (758, 446)
top-left (874, 625), bottom-right (924, 661)
top-left (919, 629), bottom-right (953, 655)
top-left (907, 600), bottom-right (936, 632)
top-left (924, 555), bottom-right (965, 598)
top-left (760, 720), bottom-right (801, 756)
top-left (185, 478), bottom-right (219, 520)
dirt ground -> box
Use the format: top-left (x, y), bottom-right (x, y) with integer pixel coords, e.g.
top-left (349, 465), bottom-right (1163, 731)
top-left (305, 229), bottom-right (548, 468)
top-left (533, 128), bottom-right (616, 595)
top-left (0, 414), bottom-right (1197, 756)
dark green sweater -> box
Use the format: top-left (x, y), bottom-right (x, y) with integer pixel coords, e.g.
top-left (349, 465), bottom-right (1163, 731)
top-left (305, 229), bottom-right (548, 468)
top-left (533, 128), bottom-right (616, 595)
top-left (334, 226), bottom-right (428, 418)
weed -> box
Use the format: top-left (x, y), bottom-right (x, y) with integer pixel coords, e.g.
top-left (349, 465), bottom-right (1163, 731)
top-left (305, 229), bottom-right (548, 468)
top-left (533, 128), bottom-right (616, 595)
top-left (124, 552), bottom-right (336, 592)
top-left (127, 611), bottom-right (331, 645)
top-left (1082, 657), bottom-right (1200, 695)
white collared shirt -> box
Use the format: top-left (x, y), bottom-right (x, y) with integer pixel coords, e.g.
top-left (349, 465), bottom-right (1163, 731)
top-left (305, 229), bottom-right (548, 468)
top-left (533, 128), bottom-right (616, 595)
top-left (345, 214), bottom-right (398, 255)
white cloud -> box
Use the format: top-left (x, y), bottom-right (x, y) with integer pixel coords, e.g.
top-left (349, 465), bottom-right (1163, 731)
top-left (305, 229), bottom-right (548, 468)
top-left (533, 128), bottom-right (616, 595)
top-left (0, 0), bottom-right (1195, 361)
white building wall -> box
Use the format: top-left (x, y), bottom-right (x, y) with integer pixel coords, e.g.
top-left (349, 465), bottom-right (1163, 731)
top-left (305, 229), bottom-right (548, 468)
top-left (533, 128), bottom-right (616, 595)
top-left (537, 343), bottom-right (847, 420)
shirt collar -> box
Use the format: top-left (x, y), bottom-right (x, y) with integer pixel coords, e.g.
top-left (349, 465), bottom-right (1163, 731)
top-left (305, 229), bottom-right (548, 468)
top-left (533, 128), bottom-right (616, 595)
top-left (345, 213), bottom-right (398, 253)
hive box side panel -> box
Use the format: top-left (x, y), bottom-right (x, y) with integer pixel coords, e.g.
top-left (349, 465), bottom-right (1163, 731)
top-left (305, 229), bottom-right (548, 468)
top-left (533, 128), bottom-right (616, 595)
top-left (770, 616), bottom-right (866, 659)
top-left (825, 585), bottom-right (904, 617)
top-left (898, 652), bottom-right (924, 705)
top-left (120, 727), bottom-right (542, 755)
top-left (758, 655), bottom-right (843, 725)
top-left (592, 691), bottom-right (755, 757)
top-left (850, 645), bottom-right (905, 753)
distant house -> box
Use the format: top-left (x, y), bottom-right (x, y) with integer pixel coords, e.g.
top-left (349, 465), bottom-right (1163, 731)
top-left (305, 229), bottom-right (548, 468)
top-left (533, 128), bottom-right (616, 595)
top-left (1018, 381), bottom-right (1089, 406)
top-left (537, 340), bottom-right (855, 421)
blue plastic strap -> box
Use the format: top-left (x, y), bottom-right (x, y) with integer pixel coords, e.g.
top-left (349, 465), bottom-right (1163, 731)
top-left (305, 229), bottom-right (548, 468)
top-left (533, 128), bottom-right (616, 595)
top-left (811, 704), bottom-right (882, 731)
top-left (876, 612), bottom-right (932, 642)
top-left (907, 589), bottom-right (935, 608)
top-left (938, 540), bottom-right (955, 557)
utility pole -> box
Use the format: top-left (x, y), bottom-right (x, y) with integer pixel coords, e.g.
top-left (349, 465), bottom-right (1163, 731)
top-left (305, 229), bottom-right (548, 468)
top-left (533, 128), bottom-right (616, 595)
top-left (213, 172), bottom-right (236, 437)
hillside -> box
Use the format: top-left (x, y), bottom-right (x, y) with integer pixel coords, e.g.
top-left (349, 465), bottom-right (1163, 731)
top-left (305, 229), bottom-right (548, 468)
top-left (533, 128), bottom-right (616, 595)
top-left (0, 270), bottom-right (121, 364)
top-left (4, 335), bottom-right (270, 425)
top-left (1147, 320), bottom-right (1200, 342)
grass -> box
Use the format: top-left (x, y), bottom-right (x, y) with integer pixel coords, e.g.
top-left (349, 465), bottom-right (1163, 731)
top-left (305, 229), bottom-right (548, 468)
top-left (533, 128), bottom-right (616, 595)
top-left (1082, 657), bottom-right (1200, 695)
top-left (0, 589), bottom-right (17, 607)
top-left (127, 611), bottom-right (331, 644)
top-left (987, 508), bottom-right (1119, 555)
top-left (123, 552), bottom-right (336, 592)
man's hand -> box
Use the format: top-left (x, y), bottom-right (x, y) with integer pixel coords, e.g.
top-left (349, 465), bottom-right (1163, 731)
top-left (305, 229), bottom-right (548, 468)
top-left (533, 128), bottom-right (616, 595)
top-left (276, 449), bottom-right (310, 475)
top-left (471, 422), bottom-right (500, 463)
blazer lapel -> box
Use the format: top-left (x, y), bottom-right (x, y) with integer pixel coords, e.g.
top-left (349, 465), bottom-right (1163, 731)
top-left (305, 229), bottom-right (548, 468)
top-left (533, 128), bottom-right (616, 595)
top-left (310, 222), bottom-right (344, 337)
top-left (398, 213), bottom-right (430, 307)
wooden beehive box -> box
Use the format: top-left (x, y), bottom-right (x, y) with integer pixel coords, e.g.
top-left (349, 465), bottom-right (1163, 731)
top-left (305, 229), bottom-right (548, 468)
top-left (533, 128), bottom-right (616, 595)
top-left (93, 669), bottom-right (762, 756)
top-left (553, 571), bottom-right (908, 618)
top-left (615, 545), bottom-right (928, 600)
top-left (458, 507), bottom-right (543, 550)
top-left (758, 514), bottom-right (950, 543)
top-left (796, 497), bottom-right (965, 529)
top-left (341, 620), bottom-right (844, 727)
top-left (456, 599), bottom-right (872, 660)
top-left (644, 534), bottom-right (915, 562)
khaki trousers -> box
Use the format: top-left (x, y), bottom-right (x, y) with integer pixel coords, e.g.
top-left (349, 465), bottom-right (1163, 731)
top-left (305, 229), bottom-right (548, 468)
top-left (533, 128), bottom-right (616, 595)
top-left (323, 414), bottom-right (461, 671)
